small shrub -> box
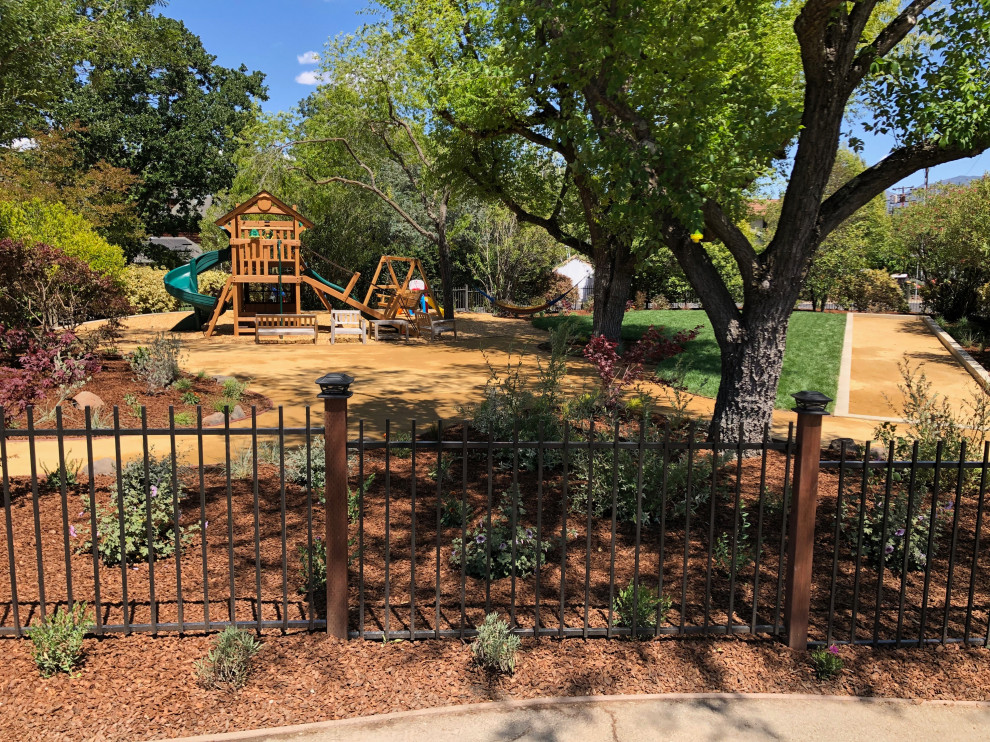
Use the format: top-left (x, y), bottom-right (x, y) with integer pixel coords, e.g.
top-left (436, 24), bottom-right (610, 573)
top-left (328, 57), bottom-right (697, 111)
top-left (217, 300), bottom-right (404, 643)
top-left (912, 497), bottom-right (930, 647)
top-left (612, 582), bottom-right (672, 630)
top-left (713, 507), bottom-right (755, 575)
top-left (42, 457), bottom-right (82, 492)
top-left (124, 265), bottom-right (179, 314)
top-left (212, 398), bottom-right (236, 413)
top-left (195, 626), bottom-right (262, 690)
top-left (471, 612), bottom-right (520, 675)
top-left (439, 491), bottom-right (468, 528)
top-left (173, 411), bottom-right (195, 426)
top-left (225, 446), bottom-right (254, 478)
top-left (78, 453), bottom-right (196, 566)
top-left (837, 269), bottom-right (909, 313)
top-left (297, 537), bottom-right (327, 603)
top-left (451, 488), bottom-right (551, 580)
top-left (387, 428), bottom-right (412, 459)
top-left (123, 392), bottom-right (142, 418)
top-left (128, 333), bottom-right (183, 392)
top-left (30, 602), bottom-right (93, 677)
top-left (181, 391), bottom-right (200, 405)
top-left (172, 378), bottom-right (192, 392)
top-left (810, 645), bottom-right (843, 680)
top-left (843, 489), bottom-right (951, 572)
top-left (220, 377), bottom-right (247, 401)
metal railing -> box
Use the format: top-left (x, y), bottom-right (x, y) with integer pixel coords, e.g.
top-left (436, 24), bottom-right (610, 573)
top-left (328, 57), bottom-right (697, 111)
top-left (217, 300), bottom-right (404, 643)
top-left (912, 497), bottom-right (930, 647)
top-left (2, 398), bottom-right (990, 650)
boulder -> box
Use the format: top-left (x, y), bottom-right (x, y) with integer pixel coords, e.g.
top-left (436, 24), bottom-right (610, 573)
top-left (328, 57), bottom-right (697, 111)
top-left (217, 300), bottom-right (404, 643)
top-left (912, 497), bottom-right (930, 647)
top-left (84, 457), bottom-right (116, 477)
top-left (202, 412), bottom-right (227, 427)
top-left (229, 405), bottom-right (247, 421)
top-left (72, 391), bottom-right (105, 410)
top-left (212, 375), bottom-right (237, 385)
top-left (827, 437), bottom-right (863, 459)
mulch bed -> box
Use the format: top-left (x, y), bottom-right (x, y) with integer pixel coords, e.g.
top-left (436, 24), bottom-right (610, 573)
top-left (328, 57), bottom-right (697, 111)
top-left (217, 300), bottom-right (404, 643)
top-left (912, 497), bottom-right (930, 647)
top-left (1, 632), bottom-right (989, 741)
top-left (2, 446), bottom-right (989, 645)
top-left (6, 358), bottom-right (271, 430)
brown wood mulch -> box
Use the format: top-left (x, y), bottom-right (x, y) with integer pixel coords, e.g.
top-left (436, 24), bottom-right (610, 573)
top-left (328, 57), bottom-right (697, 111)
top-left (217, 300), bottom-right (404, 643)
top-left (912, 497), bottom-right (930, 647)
top-left (6, 359), bottom-right (271, 430)
top-left (1, 632), bottom-right (989, 742)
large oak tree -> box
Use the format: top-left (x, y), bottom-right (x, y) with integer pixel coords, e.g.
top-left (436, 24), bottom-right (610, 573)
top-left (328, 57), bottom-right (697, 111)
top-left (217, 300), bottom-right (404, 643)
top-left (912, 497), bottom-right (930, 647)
top-left (378, 0), bottom-right (990, 440)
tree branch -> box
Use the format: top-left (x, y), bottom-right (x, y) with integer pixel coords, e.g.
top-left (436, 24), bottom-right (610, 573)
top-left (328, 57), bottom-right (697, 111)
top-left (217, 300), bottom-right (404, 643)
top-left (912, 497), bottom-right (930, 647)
top-left (290, 165), bottom-right (439, 245)
top-left (820, 139), bottom-right (990, 237)
top-left (701, 201), bottom-right (758, 287)
top-left (462, 157), bottom-right (590, 255)
top-left (848, 1), bottom-right (937, 86)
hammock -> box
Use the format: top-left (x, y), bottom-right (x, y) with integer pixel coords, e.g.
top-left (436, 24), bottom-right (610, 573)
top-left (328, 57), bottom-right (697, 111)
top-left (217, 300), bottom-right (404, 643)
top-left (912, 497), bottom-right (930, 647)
top-left (476, 285), bottom-right (576, 316)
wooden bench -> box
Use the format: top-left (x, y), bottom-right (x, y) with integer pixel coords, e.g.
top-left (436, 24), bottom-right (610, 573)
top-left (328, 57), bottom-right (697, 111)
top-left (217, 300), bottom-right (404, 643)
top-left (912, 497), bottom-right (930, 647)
top-left (330, 309), bottom-right (368, 344)
top-left (255, 314), bottom-right (318, 343)
top-left (414, 310), bottom-right (456, 341)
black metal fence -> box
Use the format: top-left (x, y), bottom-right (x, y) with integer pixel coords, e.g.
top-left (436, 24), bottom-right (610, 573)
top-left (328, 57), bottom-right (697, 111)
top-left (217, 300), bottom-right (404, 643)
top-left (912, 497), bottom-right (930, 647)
top-left (2, 405), bottom-right (990, 648)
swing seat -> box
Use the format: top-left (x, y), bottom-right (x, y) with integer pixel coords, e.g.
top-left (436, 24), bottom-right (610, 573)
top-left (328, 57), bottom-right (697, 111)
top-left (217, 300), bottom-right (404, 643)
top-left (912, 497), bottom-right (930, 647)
top-left (255, 314), bottom-right (318, 343)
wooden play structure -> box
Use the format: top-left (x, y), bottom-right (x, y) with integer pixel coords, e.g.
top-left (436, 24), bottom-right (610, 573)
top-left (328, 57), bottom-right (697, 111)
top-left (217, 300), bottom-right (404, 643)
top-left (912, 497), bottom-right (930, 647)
top-left (363, 256), bottom-right (444, 320)
top-left (204, 192), bottom-right (388, 338)
top-left (189, 192), bottom-right (452, 340)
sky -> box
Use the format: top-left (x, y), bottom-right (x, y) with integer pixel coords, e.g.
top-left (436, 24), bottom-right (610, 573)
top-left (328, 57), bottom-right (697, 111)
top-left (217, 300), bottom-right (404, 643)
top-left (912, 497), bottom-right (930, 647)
top-left (160, 0), bottom-right (989, 193)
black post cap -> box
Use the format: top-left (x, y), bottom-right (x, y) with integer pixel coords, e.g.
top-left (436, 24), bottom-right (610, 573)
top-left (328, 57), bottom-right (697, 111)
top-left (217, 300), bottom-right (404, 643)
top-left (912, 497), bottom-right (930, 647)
top-left (316, 372), bottom-right (355, 399)
top-left (791, 390), bottom-right (831, 415)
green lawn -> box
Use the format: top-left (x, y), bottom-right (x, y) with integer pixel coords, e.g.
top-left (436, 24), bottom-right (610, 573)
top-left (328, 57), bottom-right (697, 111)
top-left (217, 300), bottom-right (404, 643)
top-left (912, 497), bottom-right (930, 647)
top-left (532, 309), bottom-right (847, 411)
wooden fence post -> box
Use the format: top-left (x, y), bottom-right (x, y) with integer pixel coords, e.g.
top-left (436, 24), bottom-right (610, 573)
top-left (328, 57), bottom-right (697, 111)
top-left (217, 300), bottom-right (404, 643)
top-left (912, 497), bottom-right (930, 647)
top-left (316, 372), bottom-right (354, 639)
top-left (784, 390), bottom-right (831, 650)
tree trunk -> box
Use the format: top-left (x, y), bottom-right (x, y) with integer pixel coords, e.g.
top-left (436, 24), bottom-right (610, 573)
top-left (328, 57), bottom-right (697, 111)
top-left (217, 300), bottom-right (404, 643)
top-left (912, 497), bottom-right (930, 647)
top-left (435, 232), bottom-right (456, 320)
top-left (590, 238), bottom-right (635, 341)
top-left (708, 298), bottom-right (793, 443)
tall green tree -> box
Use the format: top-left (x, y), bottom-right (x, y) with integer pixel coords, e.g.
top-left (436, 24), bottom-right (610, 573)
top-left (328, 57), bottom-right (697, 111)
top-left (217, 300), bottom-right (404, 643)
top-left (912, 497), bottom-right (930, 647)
top-left (895, 176), bottom-right (990, 321)
top-left (58, 15), bottom-right (267, 235)
top-left (0, 0), bottom-right (159, 143)
top-left (380, 0), bottom-right (990, 440)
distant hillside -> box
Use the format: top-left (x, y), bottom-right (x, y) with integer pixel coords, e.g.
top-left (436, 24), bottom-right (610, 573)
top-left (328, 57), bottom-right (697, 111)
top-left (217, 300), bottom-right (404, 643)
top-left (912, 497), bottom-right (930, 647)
top-left (938, 174), bottom-right (983, 187)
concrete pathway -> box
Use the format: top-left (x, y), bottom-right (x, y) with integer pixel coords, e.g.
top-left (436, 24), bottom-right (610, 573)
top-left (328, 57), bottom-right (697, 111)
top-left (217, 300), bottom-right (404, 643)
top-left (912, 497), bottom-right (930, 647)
top-left (161, 694), bottom-right (990, 742)
top-left (841, 313), bottom-right (981, 421)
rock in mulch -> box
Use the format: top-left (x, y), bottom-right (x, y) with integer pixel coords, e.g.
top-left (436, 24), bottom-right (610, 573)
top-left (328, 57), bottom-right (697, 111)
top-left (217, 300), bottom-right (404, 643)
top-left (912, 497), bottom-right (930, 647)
top-left (84, 457), bottom-right (116, 477)
top-left (201, 412), bottom-right (227, 427)
top-left (212, 375), bottom-right (237, 385)
top-left (72, 391), bottom-right (105, 410)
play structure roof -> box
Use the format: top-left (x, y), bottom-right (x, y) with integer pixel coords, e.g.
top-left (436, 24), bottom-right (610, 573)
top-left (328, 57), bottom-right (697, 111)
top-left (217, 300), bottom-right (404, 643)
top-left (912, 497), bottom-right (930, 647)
top-left (214, 191), bottom-right (315, 230)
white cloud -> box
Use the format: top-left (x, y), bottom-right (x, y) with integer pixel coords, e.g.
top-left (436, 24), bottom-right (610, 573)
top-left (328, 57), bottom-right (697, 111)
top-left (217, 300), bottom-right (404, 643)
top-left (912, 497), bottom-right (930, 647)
top-left (295, 70), bottom-right (330, 85)
top-left (9, 137), bottom-right (37, 151)
top-left (297, 51), bottom-right (320, 65)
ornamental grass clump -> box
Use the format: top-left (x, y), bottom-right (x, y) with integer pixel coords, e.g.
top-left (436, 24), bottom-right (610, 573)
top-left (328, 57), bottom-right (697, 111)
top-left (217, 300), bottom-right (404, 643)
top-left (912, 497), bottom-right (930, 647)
top-left (471, 612), bottom-right (520, 675)
top-left (30, 602), bottom-right (93, 677)
top-left (809, 645), bottom-right (844, 680)
top-left (195, 626), bottom-right (262, 690)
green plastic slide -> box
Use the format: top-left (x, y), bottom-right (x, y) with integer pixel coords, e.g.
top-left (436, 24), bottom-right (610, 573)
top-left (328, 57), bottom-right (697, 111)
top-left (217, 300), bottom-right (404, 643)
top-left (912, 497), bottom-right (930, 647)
top-left (162, 247), bottom-right (231, 324)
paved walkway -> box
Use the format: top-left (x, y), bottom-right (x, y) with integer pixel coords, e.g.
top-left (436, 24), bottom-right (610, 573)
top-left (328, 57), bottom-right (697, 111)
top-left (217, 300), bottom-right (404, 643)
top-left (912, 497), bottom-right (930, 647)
top-left (162, 694), bottom-right (990, 742)
top-left (840, 313), bottom-right (980, 421)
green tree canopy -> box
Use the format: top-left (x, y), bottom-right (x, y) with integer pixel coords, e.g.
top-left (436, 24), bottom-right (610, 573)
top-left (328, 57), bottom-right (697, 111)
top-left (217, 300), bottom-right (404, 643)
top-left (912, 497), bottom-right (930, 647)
top-left (373, 0), bottom-right (990, 440)
top-left (57, 15), bottom-right (267, 235)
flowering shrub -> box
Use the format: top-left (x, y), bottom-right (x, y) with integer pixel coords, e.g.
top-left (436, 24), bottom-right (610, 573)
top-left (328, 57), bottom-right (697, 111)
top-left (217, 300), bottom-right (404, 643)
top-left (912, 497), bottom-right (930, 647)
top-left (78, 453), bottom-right (196, 566)
top-left (583, 325), bottom-right (699, 408)
top-left (810, 645), bottom-right (843, 680)
top-left (844, 487), bottom-right (951, 572)
top-left (451, 489), bottom-right (551, 579)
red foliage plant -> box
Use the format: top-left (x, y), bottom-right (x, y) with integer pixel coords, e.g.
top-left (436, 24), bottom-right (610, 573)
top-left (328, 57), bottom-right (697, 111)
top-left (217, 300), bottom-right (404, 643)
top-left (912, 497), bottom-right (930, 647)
top-left (583, 325), bottom-right (700, 408)
top-left (0, 239), bottom-right (125, 424)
